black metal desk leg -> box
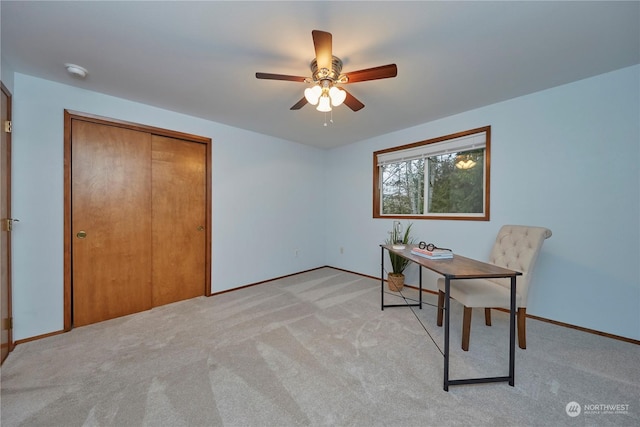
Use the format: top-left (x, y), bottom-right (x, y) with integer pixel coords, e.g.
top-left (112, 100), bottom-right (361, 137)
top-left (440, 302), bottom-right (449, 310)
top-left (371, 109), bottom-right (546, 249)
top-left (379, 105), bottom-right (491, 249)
top-left (443, 277), bottom-right (451, 391)
top-left (509, 276), bottom-right (516, 386)
top-left (419, 267), bottom-right (423, 309)
top-left (381, 246), bottom-right (385, 311)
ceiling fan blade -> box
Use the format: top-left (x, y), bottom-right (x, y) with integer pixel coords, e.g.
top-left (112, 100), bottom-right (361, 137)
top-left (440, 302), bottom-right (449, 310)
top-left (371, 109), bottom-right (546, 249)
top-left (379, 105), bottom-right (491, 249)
top-left (342, 89), bottom-right (365, 112)
top-left (256, 72), bottom-right (307, 82)
top-left (344, 64), bottom-right (397, 83)
top-left (290, 97), bottom-right (308, 110)
top-left (312, 30), bottom-right (332, 71)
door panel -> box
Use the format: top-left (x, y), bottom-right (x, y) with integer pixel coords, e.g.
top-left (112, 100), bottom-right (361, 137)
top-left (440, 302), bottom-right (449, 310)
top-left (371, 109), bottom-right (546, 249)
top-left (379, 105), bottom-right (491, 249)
top-left (1, 83), bottom-right (12, 363)
top-left (151, 135), bottom-right (206, 306)
top-left (72, 121), bottom-right (152, 327)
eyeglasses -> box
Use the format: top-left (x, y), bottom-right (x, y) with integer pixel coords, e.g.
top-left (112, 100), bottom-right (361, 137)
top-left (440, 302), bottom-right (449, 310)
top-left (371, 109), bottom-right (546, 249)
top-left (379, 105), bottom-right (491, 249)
top-left (418, 241), bottom-right (451, 252)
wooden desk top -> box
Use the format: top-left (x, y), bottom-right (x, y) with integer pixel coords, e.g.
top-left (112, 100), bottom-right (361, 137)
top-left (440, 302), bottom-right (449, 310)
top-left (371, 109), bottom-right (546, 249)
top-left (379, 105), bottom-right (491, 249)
top-left (381, 244), bottom-right (522, 279)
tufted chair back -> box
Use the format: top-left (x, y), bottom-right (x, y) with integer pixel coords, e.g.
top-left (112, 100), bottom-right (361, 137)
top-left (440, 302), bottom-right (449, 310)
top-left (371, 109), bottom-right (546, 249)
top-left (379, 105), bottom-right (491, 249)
top-left (487, 225), bottom-right (552, 307)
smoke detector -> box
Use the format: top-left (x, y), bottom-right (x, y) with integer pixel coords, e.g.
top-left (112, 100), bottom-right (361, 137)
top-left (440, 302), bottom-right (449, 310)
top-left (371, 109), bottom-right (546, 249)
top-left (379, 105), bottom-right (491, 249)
top-left (65, 63), bottom-right (88, 79)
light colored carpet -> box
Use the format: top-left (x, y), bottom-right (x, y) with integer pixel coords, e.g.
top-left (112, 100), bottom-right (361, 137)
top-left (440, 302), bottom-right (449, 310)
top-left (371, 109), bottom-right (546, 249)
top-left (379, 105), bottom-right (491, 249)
top-left (1, 267), bottom-right (638, 426)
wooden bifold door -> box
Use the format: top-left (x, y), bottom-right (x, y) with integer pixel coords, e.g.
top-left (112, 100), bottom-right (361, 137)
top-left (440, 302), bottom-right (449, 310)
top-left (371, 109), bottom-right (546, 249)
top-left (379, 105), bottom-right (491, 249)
top-left (65, 112), bottom-right (211, 328)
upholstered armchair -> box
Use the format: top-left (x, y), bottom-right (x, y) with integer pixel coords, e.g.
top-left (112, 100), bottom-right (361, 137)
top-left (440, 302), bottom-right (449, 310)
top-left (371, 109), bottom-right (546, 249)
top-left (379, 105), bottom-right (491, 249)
top-left (436, 225), bottom-right (552, 351)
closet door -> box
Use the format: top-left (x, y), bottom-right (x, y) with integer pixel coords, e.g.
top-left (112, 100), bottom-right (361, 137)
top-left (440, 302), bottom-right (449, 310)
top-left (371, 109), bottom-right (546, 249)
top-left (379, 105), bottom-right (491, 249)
top-left (72, 121), bottom-right (152, 327)
top-left (151, 135), bottom-right (206, 306)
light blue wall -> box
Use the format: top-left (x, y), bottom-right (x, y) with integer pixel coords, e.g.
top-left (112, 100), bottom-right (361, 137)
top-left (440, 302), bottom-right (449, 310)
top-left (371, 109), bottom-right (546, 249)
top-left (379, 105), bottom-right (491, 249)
top-left (8, 66), bottom-right (640, 342)
top-left (325, 65), bottom-right (640, 340)
top-left (10, 73), bottom-right (326, 340)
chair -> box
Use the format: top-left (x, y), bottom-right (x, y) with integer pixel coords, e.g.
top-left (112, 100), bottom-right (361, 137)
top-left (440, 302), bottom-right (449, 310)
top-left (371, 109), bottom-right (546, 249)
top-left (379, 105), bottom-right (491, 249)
top-left (436, 225), bottom-right (552, 351)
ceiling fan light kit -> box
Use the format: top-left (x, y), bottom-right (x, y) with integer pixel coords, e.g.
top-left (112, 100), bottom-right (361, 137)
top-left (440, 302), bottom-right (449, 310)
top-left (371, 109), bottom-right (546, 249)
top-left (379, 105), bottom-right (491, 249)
top-left (304, 80), bottom-right (347, 111)
top-left (256, 30), bottom-right (397, 115)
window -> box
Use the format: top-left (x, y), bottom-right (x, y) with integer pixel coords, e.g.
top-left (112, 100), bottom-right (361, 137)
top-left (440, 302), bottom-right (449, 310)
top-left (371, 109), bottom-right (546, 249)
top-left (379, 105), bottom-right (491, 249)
top-left (373, 126), bottom-right (490, 220)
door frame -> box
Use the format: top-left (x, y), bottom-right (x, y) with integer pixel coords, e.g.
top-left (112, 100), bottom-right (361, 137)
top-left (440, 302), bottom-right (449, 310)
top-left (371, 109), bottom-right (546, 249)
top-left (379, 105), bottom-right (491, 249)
top-left (1, 81), bottom-right (14, 360)
top-left (63, 110), bottom-right (212, 331)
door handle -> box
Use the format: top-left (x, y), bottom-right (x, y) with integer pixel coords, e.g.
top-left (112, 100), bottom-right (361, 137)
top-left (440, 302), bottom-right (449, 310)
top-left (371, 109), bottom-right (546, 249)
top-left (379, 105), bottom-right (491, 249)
top-left (76, 231), bottom-right (87, 239)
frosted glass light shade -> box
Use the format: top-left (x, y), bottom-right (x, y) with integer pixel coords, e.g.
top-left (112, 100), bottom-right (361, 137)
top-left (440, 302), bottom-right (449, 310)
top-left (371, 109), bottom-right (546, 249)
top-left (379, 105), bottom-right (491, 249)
top-left (316, 95), bottom-right (332, 112)
top-left (329, 86), bottom-right (346, 107)
top-left (304, 85), bottom-right (322, 105)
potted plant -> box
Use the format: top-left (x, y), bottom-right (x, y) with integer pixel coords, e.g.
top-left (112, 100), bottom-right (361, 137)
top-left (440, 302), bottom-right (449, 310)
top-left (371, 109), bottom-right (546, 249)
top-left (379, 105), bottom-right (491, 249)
top-left (386, 222), bottom-right (413, 292)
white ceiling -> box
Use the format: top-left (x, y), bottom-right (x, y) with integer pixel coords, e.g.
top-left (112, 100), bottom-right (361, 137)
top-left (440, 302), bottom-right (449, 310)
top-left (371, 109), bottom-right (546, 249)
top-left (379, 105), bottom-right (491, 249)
top-left (2, 1), bottom-right (638, 149)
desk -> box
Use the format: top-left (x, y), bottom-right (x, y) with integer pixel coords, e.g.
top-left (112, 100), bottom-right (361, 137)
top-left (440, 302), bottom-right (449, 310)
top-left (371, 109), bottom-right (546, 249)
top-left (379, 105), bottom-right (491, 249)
top-left (380, 244), bottom-right (522, 391)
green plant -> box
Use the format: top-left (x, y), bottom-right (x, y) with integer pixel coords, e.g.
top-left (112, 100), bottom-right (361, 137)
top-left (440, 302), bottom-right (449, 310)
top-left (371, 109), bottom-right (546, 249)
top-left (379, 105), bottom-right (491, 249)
top-left (386, 222), bottom-right (414, 274)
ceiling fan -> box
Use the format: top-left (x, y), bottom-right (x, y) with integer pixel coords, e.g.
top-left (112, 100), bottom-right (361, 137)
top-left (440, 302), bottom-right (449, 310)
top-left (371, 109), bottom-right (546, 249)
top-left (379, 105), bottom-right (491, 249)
top-left (256, 30), bottom-right (397, 112)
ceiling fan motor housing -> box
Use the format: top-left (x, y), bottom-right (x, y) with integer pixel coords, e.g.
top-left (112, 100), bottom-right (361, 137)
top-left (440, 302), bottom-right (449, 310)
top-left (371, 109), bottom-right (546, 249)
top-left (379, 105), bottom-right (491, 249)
top-left (310, 56), bottom-right (345, 83)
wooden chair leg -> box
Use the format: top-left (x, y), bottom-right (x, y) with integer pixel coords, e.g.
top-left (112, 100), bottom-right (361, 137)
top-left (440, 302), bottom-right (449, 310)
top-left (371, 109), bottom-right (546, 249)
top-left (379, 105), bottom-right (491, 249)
top-left (517, 307), bottom-right (527, 349)
top-left (437, 291), bottom-right (444, 327)
top-left (484, 308), bottom-right (492, 326)
top-left (462, 306), bottom-right (472, 351)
